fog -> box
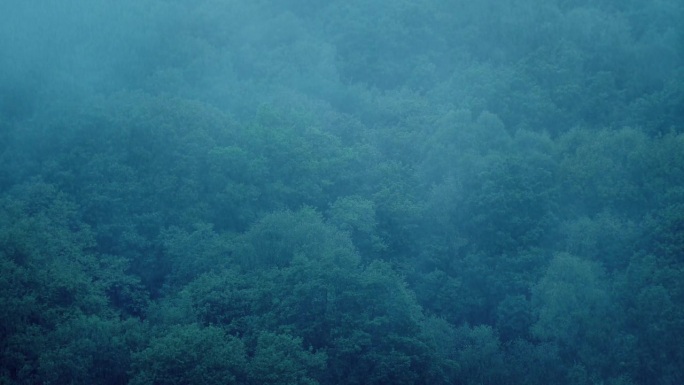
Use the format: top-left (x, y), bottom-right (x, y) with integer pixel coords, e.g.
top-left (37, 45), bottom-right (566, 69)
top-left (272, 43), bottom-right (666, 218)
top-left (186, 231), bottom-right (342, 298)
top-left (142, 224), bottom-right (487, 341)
top-left (1, 1), bottom-right (683, 384)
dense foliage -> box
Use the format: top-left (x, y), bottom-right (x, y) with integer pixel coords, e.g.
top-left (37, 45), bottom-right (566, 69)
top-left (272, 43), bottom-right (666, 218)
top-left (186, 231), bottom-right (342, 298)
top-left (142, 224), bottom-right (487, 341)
top-left (1, 0), bottom-right (683, 383)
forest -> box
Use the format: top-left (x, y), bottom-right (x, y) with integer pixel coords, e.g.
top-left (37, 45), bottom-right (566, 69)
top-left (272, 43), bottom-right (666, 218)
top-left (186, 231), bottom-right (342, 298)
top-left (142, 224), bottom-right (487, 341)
top-left (0, 0), bottom-right (683, 384)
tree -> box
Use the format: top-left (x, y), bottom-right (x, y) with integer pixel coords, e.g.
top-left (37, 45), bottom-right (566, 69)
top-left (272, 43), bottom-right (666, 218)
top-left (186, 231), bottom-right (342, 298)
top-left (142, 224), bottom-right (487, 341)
top-left (248, 332), bottom-right (326, 385)
top-left (130, 324), bottom-right (247, 385)
top-left (531, 253), bottom-right (617, 379)
top-left (0, 182), bottom-right (147, 383)
top-left (38, 315), bottom-right (144, 385)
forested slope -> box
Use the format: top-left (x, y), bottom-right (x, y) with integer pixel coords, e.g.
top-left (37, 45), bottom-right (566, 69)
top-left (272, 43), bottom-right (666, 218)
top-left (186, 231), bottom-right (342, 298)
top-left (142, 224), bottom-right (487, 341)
top-left (1, 0), bottom-right (683, 384)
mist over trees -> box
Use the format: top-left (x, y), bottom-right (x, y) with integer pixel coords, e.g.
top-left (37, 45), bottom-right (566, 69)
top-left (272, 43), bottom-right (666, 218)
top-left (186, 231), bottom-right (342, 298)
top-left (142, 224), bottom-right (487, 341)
top-left (1, 0), bottom-right (683, 384)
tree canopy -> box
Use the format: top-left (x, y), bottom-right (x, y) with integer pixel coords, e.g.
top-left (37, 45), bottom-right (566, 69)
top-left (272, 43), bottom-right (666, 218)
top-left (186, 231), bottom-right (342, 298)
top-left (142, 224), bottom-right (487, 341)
top-left (1, 0), bottom-right (682, 383)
